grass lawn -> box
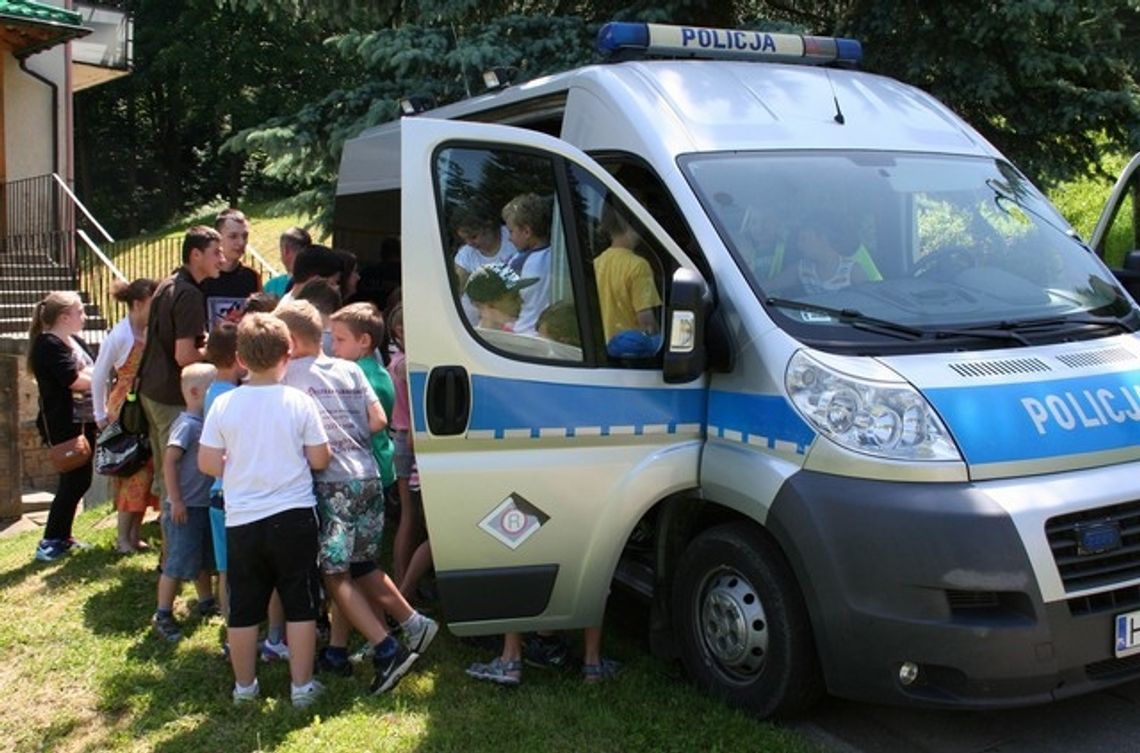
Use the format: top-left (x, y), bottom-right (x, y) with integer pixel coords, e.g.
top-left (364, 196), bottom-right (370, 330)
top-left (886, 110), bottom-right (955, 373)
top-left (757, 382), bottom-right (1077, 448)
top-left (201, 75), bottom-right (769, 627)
top-left (0, 508), bottom-right (817, 753)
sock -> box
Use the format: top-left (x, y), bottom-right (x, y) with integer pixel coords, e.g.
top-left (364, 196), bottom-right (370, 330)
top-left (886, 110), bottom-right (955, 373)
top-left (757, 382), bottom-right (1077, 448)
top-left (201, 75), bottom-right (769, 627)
top-left (400, 612), bottom-right (421, 632)
top-left (267, 624), bottom-right (284, 644)
top-left (376, 636), bottom-right (398, 659)
top-left (325, 646), bottom-right (348, 663)
top-left (235, 679), bottom-right (258, 694)
top-left (198, 598), bottom-right (217, 612)
top-left (155, 608), bottom-right (173, 619)
top-left (291, 680), bottom-right (314, 694)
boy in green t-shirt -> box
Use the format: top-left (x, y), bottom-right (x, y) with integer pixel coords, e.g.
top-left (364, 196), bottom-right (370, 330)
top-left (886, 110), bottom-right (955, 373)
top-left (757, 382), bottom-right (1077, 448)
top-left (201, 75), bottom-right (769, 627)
top-left (328, 304), bottom-right (396, 494)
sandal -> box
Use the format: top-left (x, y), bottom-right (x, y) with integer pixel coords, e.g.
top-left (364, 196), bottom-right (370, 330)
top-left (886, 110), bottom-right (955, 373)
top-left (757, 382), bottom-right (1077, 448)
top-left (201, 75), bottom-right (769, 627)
top-left (466, 657), bottom-right (522, 685)
top-left (582, 658), bottom-right (621, 684)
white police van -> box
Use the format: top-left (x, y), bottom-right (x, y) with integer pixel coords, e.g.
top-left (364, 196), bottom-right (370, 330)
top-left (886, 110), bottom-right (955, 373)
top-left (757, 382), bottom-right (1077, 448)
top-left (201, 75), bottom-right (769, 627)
top-left (335, 21), bottom-right (1140, 716)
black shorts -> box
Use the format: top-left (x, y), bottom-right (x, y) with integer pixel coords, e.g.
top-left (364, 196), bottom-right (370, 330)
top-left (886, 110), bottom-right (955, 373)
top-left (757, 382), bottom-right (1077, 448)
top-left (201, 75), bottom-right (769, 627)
top-left (226, 507), bottom-right (321, 628)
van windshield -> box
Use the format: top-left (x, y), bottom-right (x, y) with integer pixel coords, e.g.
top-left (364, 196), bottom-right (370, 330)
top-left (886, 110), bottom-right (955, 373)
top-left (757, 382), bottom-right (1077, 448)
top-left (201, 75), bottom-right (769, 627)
top-left (681, 151), bottom-right (1137, 349)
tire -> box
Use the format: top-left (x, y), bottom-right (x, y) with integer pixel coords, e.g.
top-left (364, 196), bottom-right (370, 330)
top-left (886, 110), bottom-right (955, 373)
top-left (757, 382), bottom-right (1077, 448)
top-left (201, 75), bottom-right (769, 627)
top-left (671, 522), bottom-right (823, 718)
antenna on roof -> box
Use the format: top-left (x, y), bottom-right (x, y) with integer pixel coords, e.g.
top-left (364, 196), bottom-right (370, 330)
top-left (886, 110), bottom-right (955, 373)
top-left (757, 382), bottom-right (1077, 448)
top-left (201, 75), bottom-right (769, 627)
top-left (825, 69), bottom-right (846, 125)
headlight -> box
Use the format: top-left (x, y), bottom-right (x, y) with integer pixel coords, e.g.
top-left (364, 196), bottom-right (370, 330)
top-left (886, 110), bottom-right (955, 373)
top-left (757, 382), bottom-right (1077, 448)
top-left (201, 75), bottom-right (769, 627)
top-left (786, 350), bottom-right (961, 461)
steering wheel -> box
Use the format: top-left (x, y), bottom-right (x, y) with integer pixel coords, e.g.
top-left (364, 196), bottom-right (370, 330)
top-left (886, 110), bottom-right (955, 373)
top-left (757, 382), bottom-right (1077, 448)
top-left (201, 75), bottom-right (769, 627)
top-left (913, 245), bottom-right (975, 279)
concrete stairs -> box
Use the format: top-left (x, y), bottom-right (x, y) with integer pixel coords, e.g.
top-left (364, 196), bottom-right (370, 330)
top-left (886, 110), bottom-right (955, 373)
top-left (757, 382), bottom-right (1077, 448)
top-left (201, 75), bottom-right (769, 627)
top-left (0, 252), bottom-right (109, 342)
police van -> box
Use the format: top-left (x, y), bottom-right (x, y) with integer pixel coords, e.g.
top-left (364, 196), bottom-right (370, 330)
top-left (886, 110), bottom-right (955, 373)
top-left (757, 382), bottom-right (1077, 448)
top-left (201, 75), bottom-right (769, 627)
top-left (334, 21), bottom-right (1140, 716)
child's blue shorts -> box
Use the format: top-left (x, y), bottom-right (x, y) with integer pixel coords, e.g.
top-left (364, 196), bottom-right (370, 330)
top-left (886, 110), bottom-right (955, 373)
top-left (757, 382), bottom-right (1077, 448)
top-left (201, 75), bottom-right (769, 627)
top-left (161, 503), bottom-right (214, 581)
top-left (209, 493), bottom-right (227, 572)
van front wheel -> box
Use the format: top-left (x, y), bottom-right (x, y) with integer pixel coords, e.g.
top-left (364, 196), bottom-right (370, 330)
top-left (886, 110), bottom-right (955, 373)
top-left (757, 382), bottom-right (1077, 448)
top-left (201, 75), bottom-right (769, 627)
top-left (671, 522), bottom-right (822, 718)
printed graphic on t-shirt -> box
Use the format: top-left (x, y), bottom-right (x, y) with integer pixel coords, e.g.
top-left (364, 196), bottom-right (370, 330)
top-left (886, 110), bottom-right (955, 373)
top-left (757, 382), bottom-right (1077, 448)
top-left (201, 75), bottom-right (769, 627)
top-left (207, 297), bottom-right (246, 329)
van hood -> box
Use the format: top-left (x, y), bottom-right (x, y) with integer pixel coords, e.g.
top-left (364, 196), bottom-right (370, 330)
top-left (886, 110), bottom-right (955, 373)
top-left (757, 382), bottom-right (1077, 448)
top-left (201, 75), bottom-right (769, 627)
top-left (878, 335), bottom-right (1140, 480)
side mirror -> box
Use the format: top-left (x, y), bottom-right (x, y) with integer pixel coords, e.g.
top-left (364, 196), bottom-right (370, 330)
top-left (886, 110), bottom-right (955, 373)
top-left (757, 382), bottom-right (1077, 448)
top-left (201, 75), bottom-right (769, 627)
top-left (663, 268), bottom-right (709, 384)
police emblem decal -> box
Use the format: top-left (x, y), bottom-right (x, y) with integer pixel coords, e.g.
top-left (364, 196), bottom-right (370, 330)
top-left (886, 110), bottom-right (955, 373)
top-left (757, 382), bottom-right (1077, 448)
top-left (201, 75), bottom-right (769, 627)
top-left (478, 493), bottom-right (549, 550)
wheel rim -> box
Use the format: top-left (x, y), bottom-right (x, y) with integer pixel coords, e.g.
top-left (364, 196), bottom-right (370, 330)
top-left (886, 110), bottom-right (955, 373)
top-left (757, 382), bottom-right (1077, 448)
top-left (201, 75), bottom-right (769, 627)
top-left (695, 567), bottom-right (769, 683)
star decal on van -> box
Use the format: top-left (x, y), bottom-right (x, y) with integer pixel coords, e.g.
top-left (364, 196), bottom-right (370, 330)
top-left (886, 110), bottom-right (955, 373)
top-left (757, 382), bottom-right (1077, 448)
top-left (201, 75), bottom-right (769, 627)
top-left (478, 493), bottom-right (549, 550)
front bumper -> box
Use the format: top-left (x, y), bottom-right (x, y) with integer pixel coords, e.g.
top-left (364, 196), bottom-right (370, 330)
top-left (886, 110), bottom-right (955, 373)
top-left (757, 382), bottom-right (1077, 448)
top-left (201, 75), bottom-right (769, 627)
top-left (767, 467), bottom-right (1140, 708)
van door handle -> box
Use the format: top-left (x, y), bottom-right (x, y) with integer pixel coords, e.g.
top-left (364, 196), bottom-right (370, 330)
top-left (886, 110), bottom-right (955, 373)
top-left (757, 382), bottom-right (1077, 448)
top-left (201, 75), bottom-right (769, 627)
top-left (425, 365), bottom-right (470, 436)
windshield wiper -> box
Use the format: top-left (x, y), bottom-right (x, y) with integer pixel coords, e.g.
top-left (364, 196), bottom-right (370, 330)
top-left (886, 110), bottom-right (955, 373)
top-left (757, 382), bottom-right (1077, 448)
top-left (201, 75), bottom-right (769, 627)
top-left (765, 297), bottom-right (1034, 345)
top-left (987, 314), bottom-right (1135, 336)
top-left (765, 298), bottom-right (927, 340)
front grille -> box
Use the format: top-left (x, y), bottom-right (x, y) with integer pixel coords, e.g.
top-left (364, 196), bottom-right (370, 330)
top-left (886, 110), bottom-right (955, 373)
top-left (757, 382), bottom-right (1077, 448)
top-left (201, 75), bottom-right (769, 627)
top-left (1045, 501), bottom-right (1140, 593)
top-left (1067, 584), bottom-right (1140, 617)
top-left (1086, 652), bottom-right (1140, 679)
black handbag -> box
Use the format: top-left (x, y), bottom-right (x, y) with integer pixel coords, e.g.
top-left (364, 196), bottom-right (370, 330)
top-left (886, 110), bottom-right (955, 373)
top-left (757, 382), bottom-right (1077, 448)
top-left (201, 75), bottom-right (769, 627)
top-left (118, 390), bottom-right (148, 436)
top-left (95, 420), bottom-right (151, 477)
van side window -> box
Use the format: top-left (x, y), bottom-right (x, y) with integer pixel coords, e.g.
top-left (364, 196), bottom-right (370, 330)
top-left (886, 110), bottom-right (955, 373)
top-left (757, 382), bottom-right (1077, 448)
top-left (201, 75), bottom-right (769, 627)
top-left (566, 164), bottom-right (676, 367)
top-left (434, 146), bottom-right (583, 363)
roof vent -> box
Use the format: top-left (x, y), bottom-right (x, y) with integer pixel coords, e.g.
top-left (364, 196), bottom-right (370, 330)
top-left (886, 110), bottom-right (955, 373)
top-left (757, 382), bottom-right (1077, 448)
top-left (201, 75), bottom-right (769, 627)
top-left (947, 357), bottom-right (1052, 378)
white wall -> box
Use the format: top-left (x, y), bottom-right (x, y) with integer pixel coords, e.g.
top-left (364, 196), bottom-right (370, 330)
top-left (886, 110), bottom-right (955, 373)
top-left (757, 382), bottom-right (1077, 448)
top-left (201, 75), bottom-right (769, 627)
top-left (5, 44), bottom-right (67, 181)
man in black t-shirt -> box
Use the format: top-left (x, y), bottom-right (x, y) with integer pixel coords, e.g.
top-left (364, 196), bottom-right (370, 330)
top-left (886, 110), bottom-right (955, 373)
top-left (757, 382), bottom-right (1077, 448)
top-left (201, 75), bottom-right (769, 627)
top-left (201, 208), bottom-right (261, 330)
top-left (138, 225), bottom-right (223, 498)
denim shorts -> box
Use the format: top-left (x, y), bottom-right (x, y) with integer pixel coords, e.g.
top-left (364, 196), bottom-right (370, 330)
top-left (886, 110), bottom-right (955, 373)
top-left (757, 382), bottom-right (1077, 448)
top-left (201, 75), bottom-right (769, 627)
top-left (392, 429), bottom-right (415, 479)
top-left (315, 478), bottom-right (385, 574)
top-left (161, 504), bottom-right (214, 581)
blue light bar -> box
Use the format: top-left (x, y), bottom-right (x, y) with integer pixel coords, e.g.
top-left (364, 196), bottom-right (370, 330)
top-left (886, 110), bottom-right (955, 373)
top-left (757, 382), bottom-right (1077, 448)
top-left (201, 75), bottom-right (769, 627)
top-left (597, 22), bottom-right (862, 66)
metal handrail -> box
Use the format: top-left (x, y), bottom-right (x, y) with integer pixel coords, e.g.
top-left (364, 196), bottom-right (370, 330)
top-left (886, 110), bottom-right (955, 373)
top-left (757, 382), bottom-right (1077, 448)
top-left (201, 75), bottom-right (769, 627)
top-left (77, 228), bottom-right (127, 282)
top-left (51, 173), bottom-right (114, 244)
top-left (246, 242), bottom-right (281, 278)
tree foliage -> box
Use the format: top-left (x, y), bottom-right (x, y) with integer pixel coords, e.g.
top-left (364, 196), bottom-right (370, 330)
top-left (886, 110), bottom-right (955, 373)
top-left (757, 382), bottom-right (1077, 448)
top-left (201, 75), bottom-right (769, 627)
top-left (75, 0), bottom-right (349, 235)
top-left (79, 1), bottom-right (1140, 236)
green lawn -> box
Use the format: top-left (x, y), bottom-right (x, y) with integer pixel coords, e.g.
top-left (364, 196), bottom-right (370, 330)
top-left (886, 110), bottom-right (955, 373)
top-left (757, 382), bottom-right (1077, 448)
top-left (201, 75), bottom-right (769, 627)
top-left (0, 508), bottom-right (816, 753)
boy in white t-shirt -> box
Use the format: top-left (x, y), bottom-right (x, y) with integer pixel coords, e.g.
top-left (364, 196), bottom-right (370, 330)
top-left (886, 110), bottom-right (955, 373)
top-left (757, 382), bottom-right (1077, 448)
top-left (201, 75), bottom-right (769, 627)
top-left (276, 301), bottom-right (433, 695)
top-left (198, 313), bottom-right (330, 708)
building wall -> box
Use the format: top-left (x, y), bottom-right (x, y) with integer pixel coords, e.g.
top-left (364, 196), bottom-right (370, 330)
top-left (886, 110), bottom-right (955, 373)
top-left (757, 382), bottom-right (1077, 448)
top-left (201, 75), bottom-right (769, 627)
top-left (4, 45), bottom-right (66, 182)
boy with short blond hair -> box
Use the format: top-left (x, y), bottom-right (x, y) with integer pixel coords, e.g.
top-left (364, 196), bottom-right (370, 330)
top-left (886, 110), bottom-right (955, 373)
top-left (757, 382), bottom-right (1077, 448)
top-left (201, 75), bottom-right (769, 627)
top-left (278, 300), bottom-right (435, 693)
top-left (500, 192), bottom-right (552, 334)
top-left (151, 362), bottom-right (219, 643)
top-left (199, 313), bottom-right (331, 708)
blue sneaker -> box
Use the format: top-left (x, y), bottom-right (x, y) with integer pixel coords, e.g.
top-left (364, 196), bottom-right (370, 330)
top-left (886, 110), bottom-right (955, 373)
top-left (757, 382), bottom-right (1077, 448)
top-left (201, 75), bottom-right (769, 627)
top-left (34, 539), bottom-right (68, 562)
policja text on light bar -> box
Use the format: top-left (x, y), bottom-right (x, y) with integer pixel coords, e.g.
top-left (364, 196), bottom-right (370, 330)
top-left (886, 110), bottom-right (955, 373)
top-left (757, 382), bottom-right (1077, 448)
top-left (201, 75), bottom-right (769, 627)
top-left (597, 21), bottom-right (863, 66)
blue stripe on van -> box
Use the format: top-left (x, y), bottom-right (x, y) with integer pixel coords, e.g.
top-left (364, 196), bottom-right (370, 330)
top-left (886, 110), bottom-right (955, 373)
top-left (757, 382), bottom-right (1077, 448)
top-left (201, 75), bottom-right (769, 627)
top-left (925, 369), bottom-right (1140, 465)
top-left (708, 390), bottom-right (816, 454)
top-left (410, 371), bottom-right (705, 439)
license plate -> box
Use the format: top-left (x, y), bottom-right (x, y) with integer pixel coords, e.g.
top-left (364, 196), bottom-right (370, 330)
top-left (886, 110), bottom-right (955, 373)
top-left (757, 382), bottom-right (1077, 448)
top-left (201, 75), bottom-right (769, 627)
top-left (1115, 609), bottom-right (1140, 658)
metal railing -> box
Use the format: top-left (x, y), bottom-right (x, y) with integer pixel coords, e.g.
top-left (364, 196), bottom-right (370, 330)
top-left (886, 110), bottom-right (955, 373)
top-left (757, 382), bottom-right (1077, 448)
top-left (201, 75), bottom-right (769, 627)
top-left (0, 173), bottom-right (281, 339)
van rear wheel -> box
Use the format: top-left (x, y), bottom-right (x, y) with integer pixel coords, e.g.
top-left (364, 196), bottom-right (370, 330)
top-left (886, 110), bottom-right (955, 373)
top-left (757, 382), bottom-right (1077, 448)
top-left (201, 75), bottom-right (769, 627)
top-left (671, 522), bottom-right (823, 718)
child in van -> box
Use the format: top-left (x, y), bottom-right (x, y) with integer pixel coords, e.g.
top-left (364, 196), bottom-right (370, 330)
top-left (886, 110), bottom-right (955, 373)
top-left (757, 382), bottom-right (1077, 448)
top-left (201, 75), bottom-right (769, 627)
top-left (594, 203), bottom-right (662, 350)
top-left (198, 313), bottom-right (330, 707)
top-left (277, 301), bottom-right (433, 693)
top-left (464, 262), bottom-right (538, 332)
top-left (501, 192), bottom-right (553, 334)
top-left (151, 362), bottom-right (219, 643)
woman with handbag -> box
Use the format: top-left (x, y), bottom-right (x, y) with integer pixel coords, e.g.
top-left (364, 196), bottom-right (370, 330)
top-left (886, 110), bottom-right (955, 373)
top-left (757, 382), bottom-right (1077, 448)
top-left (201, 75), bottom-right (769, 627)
top-left (28, 291), bottom-right (96, 563)
top-left (92, 278), bottom-right (159, 554)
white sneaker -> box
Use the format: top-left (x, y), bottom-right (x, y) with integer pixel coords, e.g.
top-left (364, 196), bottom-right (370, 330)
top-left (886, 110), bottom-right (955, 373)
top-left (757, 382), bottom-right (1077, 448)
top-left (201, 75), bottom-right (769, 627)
top-left (260, 639), bottom-right (290, 662)
top-left (291, 679), bottom-right (325, 709)
top-left (232, 680), bottom-right (260, 705)
top-left (403, 614), bottom-right (439, 655)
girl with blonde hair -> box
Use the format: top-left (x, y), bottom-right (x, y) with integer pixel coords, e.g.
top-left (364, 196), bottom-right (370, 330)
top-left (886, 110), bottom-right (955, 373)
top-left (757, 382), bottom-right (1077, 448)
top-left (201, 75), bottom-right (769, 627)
top-left (28, 291), bottom-right (95, 562)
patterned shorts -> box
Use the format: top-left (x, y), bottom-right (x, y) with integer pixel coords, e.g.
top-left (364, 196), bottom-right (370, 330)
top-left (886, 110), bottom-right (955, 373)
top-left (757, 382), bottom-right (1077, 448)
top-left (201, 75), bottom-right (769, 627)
top-left (314, 478), bottom-right (385, 574)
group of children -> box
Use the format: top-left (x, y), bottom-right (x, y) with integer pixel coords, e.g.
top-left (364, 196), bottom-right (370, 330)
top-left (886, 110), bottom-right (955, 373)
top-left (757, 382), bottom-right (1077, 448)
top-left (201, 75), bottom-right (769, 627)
top-left (152, 288), bottom-right (436, 707)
